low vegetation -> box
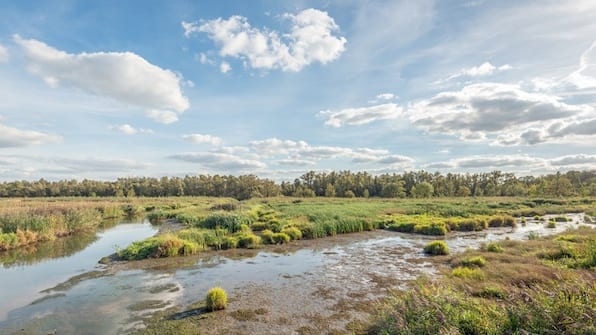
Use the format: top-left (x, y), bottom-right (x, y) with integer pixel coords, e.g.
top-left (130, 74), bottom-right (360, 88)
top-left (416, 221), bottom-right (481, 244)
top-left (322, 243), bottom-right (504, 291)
top-left (206, 287), bottom-right (228, 311)
top-left (368, 226), bottom-right (596, 335)
top-left (423, 241), bottom-right (449, 255)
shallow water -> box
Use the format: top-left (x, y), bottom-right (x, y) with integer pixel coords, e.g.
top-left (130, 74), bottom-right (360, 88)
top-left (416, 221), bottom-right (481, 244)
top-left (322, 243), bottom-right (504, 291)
top-left (0, 221), bottom-right (157, 322)
top-left (0, 214), bottom-right (588, 334)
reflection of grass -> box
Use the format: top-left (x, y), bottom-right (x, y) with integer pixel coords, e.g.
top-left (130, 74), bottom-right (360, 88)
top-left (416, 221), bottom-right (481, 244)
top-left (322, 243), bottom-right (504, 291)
top-left (368, 227), bottom-right (596, 335)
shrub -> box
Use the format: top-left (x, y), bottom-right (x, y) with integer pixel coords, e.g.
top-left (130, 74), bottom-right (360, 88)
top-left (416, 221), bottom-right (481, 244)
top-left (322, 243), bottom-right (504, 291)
top-left (546, 221), bottom-right (557, 229)
top-left (221, 236), bottom-right (238, 249)
top-left (488, 215), bottom-right (517, 228)
top-left (147, 210), bottom-right (168, 224)
top-left (260, 229), bottom-right (275, 244)
top-left (415, 223), bottom-right (447, 236)
top-left (423, 241), bottom-right (449, 255)
top-left (527, 231), bottom-right (540, 240)
top-left (485, 242), bottom-right (504, 253)
top-left (206, 287), bottom-right (227, 311)
top-left (281, 226), bottom-right (302, 240)
top-left (209, 203), bottom-right (238, 211)
top-left (387, 222), bottom-right (416, 233)
top-left (237, 233), bottom-right (261, 249)
top-left (451, 267), bottom-right (485, 280)
top-left (272, 232), bottom-right (290, 244)
top-left (460, 256), bottom-right (486, 268)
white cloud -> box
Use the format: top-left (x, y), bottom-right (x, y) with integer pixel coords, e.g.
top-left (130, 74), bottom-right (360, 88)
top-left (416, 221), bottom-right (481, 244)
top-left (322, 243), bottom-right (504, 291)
top-left (442, 62), bottom-right (512, 82)
top-left (0, 123), bottom-right (62, 148)
top-left (277, 158), bottom-right (316, 166)
top-left (320, 103), bottom-right (402, 128)
top-left (558, 40), bottom-right (596, 90)
top-left (55, 157), bottom-right (151, 172)
top-left (250, 138), bottom-right (308, 156)
top-left (145, 110), bottom-right (179, 124)
top-left (550, 154), bottom-right (596, 166)
top-left (184, 8), bottom-right (346, 72)
top-left (210, 146), bottom-right (250, 154)
top-left (109, 124), bottom-right (137, 135)
top-left (410, 83), bottom-right (591, 142)
top-left (169, 152), bottom-right (266, 170)
top-left (182, 134), bottom-right (223, 146)
top-left (0, 44), bottom-right (8, 62)
top-left (220, 61), bottom-right (231, 73)
top-left (14, 35), bottom-right (189, 121)
top-left (376, 93), bottom-right (395, 100)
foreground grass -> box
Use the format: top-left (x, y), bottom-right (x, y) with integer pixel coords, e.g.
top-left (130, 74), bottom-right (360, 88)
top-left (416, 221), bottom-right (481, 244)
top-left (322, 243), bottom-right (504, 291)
top-left (368, 226), bottom-right (596, 335)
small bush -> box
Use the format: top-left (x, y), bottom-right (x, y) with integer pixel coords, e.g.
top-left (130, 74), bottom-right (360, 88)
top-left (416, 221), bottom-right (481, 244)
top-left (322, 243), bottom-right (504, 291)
top-left (451, 267), bottom-right (485, 280)
top-left (200, 214), bottom-right (242, 233)
top-left (281, 226), bottom-right (302, 240)
top-left (221, 236), bottom-right (238, 249)
top-left (272, 232), bottom-right (290, 244)
top-left (423, 240), bottom-right (449, 255)
top-left (527, 231), bottom-right (540, 240)
top-left (546, 221), bottom-right (557, 229)
top-left (237, 233), bottom-right (261, 249)
top-left (553, 216), bottom-right (569, 222)
top-left (260, 230), bottom-right (275, 244)
top-left (460, 256), bottom-right (486, 268)
top-left (485, 242), bottom-right (504, 253)
top-left (206, 287), bottom-right (227, 311)
top-left (387, 222), bottom-right (416, 233)
top-left (415, 223), bottom-right (447, 236)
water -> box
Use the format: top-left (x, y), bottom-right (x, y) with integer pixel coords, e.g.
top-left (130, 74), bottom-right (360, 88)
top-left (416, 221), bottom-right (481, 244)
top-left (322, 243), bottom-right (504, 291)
top-left (0, 221), bottom-right (157, 322)
top-left (0, 214), bottom-right (589, 334)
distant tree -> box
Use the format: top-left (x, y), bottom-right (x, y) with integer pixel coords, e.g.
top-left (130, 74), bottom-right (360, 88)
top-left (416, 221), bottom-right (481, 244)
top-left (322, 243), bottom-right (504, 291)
top-left (456, 185), bottom-right (471, 197)
top-left (324, 184), bottom-right (336, 197)
top-left (412, 182), bottom-right (434, 198)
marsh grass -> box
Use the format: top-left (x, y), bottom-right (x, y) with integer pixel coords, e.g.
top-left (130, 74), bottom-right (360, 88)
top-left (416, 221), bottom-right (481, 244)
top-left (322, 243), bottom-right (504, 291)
top-left (368, 226), bottom-right (596, 335)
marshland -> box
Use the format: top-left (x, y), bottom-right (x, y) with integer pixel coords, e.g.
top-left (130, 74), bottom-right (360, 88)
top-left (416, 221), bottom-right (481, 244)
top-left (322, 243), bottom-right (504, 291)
top-left (1, 174), bottom-right (595, 334)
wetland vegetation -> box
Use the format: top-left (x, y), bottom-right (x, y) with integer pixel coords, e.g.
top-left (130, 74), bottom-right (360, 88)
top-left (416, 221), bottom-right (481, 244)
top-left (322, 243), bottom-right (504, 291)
top-left (1, 171), bottom-right (595, 335)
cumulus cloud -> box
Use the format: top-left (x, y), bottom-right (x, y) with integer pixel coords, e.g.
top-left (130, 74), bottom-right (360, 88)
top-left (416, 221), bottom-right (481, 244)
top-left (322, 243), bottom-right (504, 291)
top-left (220, 61), bottom-right (231, 73)
top-left (210, 146), bottom-right (250, 154)
top-left (182, 134), bottom-right (223, 146)
top-left (145, 110), bottom-right (179, 124)
top-left (250, 138), bottom-right (308, 156)
top-left (320, 103), bottom-right (402, 128)
top-left (0, 123), bottom-right (62, 148)
top-left (169, 152), bottom-right (266, 170)
top-left (410, 83), bottom-right (591, 142)
top-left (0, 44), bottom-right (8, 62)
top-left (109, 124), bottom-right (136, 135)
top-left (550, 154), bottom-right (596, 166)
top-left (14, 35), bottom-right (189, 122)
top-left (249, 138), bottom-right (413, 167)
top-left (426, 154), bottom-right (596, 172)
top-left (183, 8), bottom-right (346, 72)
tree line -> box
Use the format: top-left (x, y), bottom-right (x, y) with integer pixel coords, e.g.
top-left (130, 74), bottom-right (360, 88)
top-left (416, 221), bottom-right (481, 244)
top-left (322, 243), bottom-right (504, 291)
top-left (0, 170), bottom-right (594, 200)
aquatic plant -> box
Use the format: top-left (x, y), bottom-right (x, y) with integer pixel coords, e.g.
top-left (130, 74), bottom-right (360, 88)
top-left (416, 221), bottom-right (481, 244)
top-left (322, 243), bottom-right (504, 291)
top-left (206, 287), bottom-right (227, 311)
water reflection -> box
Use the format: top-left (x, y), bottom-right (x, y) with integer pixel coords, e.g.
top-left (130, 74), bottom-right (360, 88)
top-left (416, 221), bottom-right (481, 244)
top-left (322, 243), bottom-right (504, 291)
top-left (0, 232), bottom-right (98, 268)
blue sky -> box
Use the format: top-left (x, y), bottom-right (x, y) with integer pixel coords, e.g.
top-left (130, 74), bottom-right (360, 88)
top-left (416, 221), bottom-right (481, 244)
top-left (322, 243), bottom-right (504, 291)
top-left (0, 0), bottom-right (595, 181)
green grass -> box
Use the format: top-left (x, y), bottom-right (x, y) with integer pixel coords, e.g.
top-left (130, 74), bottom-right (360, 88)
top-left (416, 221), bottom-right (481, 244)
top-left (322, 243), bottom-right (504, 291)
top-left (423, 240), bottom-right (449, 255)
top-left (206, 287), bottom-right (227, 311)
top-left (368, 227), bottom-right (596, 335)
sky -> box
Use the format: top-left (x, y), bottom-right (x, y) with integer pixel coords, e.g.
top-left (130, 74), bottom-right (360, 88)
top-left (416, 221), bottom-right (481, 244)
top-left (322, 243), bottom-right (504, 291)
top-left (0, 0), bottom-right (595, 182)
